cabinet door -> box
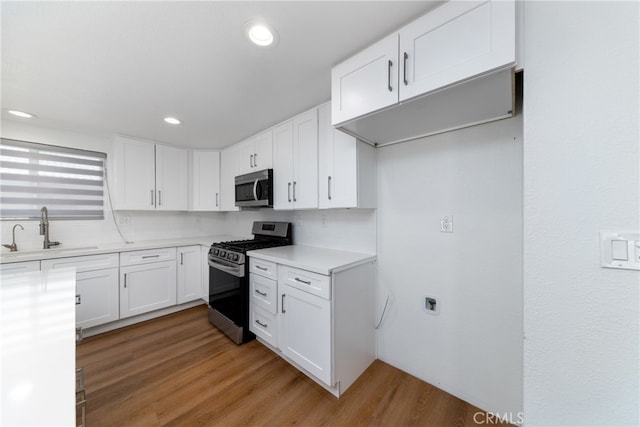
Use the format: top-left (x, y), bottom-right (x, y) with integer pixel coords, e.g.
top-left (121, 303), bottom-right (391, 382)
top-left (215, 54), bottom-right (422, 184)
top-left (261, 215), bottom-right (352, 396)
top-left (201, 246), bottom-right (209, 303)
top-left (177, 246), bottom-right (203, 304)
top-left (220, 144), bottom-right (240, 211)
top-left (191, 150), bottom-right (221, 211)
top-left (331, 33), bottom-right (399, 126)
top-left (399, 0), bottom-right (515, 101)
top-left (76, 268), bottom-right (119, 329)
top-left (156, 144), bottom-right (188, 211)
top-left (237, 138), bottom-right (255, 175)
top-left (272, 121), bottom-right (294, 210)
top-left (318, 103), bottom-right (358, 209)
top-left (292, 109), bottom-right (318, 210)
top-left (120, 260), bottom-right (177, 318)
top-left (279, 283), bottom-right (332, 386)
top-left (253, 129), bottom-right (273, 170)
top-left (112, 136), bottom-right (156, 210)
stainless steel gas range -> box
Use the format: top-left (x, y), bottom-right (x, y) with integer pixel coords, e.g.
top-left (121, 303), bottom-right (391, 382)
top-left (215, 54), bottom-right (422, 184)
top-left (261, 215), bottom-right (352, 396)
top-left (207, 221), bottom-right (292, 344)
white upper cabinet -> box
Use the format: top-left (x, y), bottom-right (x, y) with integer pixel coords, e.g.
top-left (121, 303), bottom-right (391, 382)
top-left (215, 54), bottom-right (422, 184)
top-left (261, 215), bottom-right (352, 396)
top-left (155, 144), bottom-right (188, 211)
top-left (113, 136), bottom-right (156, 210)
top-left (318, 103), bottom-right (376, 209)
top-left (190, 150), bottom-right (220, 211)
top-left (238, 129), bottom-right (273, 175)
top-left (399, 0), bottom-right (515, 101)
top-left (331, 33), bottom-right (399, 126)
top-left (331, 0), bottom-right (515, 130)
top-left (273, 108), bottom-right (318, 210)
top-left (112, 136), bottom-right (188, 211)
top-left (220, 144), bottom-right (240, 212)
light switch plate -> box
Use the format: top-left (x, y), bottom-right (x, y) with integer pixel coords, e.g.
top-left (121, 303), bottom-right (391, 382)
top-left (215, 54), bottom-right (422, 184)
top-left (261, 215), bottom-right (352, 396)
top-left (600, 231), bottom-right (640, 270)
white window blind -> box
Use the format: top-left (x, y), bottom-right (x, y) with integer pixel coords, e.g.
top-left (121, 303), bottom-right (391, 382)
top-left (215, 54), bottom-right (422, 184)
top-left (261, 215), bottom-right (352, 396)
top-left (0, 138), bottom-right (105, 220)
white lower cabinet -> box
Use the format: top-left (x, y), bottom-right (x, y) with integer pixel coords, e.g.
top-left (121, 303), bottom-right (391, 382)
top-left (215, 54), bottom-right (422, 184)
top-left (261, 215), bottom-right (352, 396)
top-left (279, 282), bottom-right (332, 385)
top-left (249, 255), bottom-right (375, 397)
top-left (75, 268), bottom-right (120, 328)
top-left (177, 245), bottom-right (203, 304)
top-left (119, 248), bottom-right (177, 319)
top-left (41, 253), bottom-right (120, 329)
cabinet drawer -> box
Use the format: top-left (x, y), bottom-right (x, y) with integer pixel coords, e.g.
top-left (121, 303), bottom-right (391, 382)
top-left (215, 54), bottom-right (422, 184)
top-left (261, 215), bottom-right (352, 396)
top-left (278, 265), bottom-right (330, 300)
top-left (0, 260), bottom-right (40, 275)
top-left (250, 273), bottom-right (277, 315)
top-left (42, 253), bottom-right (118, 273)
top-left (119, 247), bottom-right (176, 266)
top-left (250, 305), bottom-right (277, 347)
top-left (249, 257), bottom-right (277, 280)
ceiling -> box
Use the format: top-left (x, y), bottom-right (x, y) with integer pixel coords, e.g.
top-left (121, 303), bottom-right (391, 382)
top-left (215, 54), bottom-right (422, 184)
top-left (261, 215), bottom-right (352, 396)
top-left (1, 1), bottom-right (440, 149)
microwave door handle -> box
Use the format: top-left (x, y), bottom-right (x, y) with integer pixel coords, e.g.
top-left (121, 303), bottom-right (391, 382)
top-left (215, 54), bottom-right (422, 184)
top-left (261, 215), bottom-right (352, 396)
top-left (253, 179), bottom-right (259, 201)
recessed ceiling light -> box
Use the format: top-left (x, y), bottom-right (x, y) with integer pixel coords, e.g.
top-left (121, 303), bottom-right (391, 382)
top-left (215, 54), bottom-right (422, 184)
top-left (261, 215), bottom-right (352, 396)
top-left (245, 21), bottom-right (278, 47)
top-left (164, 117), bottom-right (181, 125)
top-left (8, 110), bottom-right (35, 118)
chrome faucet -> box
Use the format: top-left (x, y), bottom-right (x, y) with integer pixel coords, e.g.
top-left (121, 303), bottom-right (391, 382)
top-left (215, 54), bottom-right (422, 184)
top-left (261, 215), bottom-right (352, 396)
top-left (2, 224), bottom-right (24, 252)
top-left (40, 206), bottom-right (61, 249)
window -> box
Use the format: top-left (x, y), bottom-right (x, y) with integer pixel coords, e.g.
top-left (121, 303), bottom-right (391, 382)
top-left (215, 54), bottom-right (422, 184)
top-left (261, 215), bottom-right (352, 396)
top-left (0, 138), bottom-right (106, 220)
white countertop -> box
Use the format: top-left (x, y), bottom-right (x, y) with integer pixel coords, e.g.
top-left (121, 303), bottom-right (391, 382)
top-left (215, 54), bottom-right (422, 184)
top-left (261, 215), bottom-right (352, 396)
top-left (1, 267), bottom-right (76, 426)
top-left (247, 245), bottom-right (376, 275)
top-left (0, 234), bottom-right (243, 264)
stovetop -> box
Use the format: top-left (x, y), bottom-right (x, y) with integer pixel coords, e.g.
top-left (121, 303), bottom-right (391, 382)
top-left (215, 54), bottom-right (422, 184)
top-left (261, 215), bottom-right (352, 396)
top-left (209, 221), bottom-right (292, 265)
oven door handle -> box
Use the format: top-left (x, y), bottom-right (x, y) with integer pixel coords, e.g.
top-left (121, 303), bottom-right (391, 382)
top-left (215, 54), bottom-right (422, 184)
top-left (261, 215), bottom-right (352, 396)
top-left (253, 179), bottom-right (259, 201)
top-left (208, 257), bottom-right (244, 278)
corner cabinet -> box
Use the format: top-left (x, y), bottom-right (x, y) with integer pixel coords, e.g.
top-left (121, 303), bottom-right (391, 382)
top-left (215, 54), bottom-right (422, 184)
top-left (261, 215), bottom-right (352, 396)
top-left (112, 136), bottom-right (188, 211)
top-left (318, 102), bottom-right (376, 209)
top-left (273, 108), bottom-right (319, 210)
top-left (190, 150), bottom-right (221, 211)
top-left (249, 248), bottom-right (376, 397)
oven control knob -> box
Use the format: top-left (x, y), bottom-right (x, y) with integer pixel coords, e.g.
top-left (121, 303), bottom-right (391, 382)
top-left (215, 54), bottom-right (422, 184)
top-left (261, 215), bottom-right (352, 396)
top-left (219, 250), bottom-right (226, 257)
top-left (232, 254), bottom-right (239, 262)
top-left (212, 249), bottom-right (219, 256)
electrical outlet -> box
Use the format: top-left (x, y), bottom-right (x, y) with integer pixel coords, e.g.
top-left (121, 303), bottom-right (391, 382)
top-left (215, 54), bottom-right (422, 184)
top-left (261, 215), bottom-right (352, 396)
top-left (423, 295), bottom-right (440, 316)
top-left (118, 215), bottom-right (131, 225)
top-left (440, 215), bottom-right (453, 233)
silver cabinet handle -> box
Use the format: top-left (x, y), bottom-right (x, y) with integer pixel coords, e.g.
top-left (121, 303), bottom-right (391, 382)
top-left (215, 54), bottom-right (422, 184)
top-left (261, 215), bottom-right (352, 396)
top-left (158, 190), bottom-right (162, 206)
top-left (255, 289), bottom-right (267, 297)
top-left (281, 294), bottom-right (286, 313)
top-left (388, 60), bottom-right (393, 92)
top-left (288, 182), bottom-right (292, 202)
top-left (76, 327), bottom-right (83, 342)
top-left (328, 176), bottom-right (332, 200)
top-left (255, 319), bottom-right (267, 328)
top-left (294, 277), bottom-right (312, 285)
top-left (76, 294), bottom-right (81, 305)
top-left (215, 192), bottom-right (219, 207)
top-left (180, 253), bottom-right (184, 265)
top-left (142, 254), bottom-right (160, 259)
top-left (293, 181), bottom-right (297, 202)
top-left (254, 153), bottom-right (258, 167)
top-left (255, 265), bottom-right (268, 271)
top-left (403, 52), bottom-right (408, 85)
top-left (124, 273), bottom-right (127, 288)
top-left (250, 154), bottom-right (254, 168)
top-left (151, 190), bottom-right (154, 206)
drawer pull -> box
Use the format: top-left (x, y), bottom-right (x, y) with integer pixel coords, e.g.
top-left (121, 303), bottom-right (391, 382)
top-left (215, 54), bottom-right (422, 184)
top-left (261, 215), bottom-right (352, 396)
top-left (294, 277), bottom-right (312, 285)
top-left (75, 294), bottom-right (81, 305)
top-left (255, 265), bottom-right (268, 271)
top-left (142, 255), bottom-right (160, 259)
top-left (255, 289), bottom-right (267, 297)
top-left (255, 319), bottom-right (268, 328)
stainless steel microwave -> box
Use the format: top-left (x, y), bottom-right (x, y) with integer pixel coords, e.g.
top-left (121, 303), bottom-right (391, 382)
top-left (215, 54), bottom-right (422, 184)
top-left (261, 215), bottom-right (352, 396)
top-left (235, 169), bottom-right (274, 207)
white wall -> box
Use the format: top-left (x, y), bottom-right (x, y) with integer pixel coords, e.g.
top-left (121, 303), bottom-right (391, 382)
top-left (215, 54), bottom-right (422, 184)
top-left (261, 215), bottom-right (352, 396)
top-left (522, 2), bottom-right (639, 426)
top-left (376, 116), bottom-right (523, 416)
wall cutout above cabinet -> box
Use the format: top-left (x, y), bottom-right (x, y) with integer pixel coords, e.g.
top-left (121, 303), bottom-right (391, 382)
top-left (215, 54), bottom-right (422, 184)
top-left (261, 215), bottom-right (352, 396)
top-left (331, 0), bottom-right (516, 146)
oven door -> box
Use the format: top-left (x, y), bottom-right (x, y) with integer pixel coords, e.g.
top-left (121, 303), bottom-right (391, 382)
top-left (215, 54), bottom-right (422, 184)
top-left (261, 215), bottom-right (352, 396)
top-left (208, 257), bottom-right (244, 327)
